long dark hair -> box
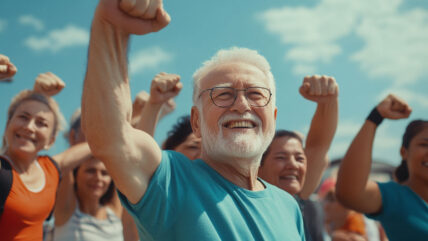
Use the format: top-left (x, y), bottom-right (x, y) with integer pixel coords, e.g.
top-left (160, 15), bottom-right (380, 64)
top-left (395, 120), bottom-right (428, 183)
top-left (260, 130), bottom-right (303, 166)
top-left (73, 161), bottom-right (115, 205)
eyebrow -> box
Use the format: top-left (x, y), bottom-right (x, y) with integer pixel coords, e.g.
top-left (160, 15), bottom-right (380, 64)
top-left (20, 111), bottom-right (48, 122)
top-left (273, 151), bottom-right (304, 156)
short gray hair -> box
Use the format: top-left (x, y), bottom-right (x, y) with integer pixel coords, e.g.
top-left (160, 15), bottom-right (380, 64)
top-left (192, 47), bottom-right (276, 108)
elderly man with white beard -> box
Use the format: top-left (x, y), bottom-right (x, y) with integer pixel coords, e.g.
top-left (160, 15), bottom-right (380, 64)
top-left (82, 0), bottom-right (337, 240)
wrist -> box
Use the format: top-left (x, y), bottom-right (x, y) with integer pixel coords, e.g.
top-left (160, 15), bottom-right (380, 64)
top-left (366, 107), bottom-right (384, 126)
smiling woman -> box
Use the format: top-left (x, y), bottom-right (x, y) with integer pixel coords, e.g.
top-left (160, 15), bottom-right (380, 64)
top-left (0, 71), bottom-right (92, 241)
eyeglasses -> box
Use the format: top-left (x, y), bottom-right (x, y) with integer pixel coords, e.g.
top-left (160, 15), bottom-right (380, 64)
top-left (198, 86), bottom-right (272, 108)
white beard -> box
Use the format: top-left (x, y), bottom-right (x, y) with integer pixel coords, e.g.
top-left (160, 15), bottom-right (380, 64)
top-left (200, 112), bottom-right (274, 161)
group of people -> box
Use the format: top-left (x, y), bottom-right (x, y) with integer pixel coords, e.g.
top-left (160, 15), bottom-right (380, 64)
top-left (0, 0), bottom-right (427, 241)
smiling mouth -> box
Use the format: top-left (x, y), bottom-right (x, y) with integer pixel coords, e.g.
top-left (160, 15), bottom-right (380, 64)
top-left (280, 175), bottom-right (298, 181)
top-left (16, 133), bottom-right (36, 144)
top-left (223, 120), bottom-right (256, 129)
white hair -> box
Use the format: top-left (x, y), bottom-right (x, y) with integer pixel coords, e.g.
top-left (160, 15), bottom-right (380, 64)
top-left (192, 47), bottom-right (276, 108)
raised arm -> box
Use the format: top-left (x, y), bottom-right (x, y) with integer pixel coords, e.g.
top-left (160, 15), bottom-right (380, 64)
top-left (134, 72), bottom-right (181, 136)
top-left (0, 54), bottom-right (17, 82)
top-left (336, 94), bottom-right (411, 213)
top-left (53, 143), bottom-right (93, 226)
top-left (81, 0), bottom-right (171, 204)
top-left (298, 75), bottom-right (339, 199)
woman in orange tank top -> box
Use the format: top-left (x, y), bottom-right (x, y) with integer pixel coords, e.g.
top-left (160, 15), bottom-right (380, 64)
top-left (0, 69), bottom-right (91, 241)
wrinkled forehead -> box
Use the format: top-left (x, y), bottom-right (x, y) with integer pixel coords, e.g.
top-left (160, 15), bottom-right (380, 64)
top-left (200, 62), bottom-right (270, 89)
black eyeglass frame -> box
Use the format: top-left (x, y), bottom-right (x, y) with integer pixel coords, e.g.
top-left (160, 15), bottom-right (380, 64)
top-left (198, 86), bottom-right (272, 108)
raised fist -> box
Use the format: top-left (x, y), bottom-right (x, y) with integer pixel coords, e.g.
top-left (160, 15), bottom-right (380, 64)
top-left (33, 72), bottom-right (65, 96)
top-left (95, 0), bottom-right (170, 35)
top-left (376, 94), bottom-right (412, 120)
top-left (132, 90), bottom-right (150, 126)
top-left (159, 98), bottom-right (176, 119)
top-left (149, 72), bottom-right (182, 105)
top-left (0, 54), bottom-right (17, 81)
top-left (299, 75), bottom-right (338, 103)
top-left (120, 0), bottom-right (162, 19)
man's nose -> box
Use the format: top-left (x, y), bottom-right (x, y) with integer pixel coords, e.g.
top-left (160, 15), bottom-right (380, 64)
top-left (230, 91), bottom-right (251, 113)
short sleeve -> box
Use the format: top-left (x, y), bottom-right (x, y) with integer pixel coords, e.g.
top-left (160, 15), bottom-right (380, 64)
top-left (117, 151), bottom-right (190, 239)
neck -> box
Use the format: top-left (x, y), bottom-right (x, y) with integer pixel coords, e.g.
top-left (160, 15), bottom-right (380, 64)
top-left (78, 195), bottom-right (105, 218)
top-left (3, 149), bottom-right (38, 173)
top-left (202, 152), bottom-right (264, 191)
top-left (405, 177), bottom-right (428, 203)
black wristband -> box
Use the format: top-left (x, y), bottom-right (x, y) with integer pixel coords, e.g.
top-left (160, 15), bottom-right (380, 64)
top-left (367, 107), bottom-right (384, 126)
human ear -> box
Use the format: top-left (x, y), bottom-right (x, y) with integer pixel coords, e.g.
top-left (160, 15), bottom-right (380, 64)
top-left (191, 106), bottom-right (201, 138)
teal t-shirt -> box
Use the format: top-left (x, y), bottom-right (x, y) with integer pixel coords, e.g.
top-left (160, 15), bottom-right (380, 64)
top-left (366, 182), bottom-right (428, 241)
top-left (118, 150), bottom-right (305, 241)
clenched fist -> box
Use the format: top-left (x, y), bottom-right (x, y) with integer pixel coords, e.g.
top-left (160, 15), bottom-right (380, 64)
top-left (95, 0), bottom-right (170, 35)
top-left (33, 72), bottom-right (65, 96)
top-left (0, 54), bottom-right (17, 81)
top-left (376, 94), bottom-right (412, 120)
top-left (149, 72), bottom-right (182, 105)
top-left (299, 75), bottom-right (338, 103)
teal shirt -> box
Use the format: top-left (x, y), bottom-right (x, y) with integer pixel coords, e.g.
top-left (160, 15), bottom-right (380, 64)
top-left (366, 182), bottom-right (428, 241)
top-left (118, 151), bottom-right (306, 241)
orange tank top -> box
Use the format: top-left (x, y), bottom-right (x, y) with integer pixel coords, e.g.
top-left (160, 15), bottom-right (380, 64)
top-left (340, 211), bottom-right (366, 235)
top-left (0, 156), bottom-right (60, 241)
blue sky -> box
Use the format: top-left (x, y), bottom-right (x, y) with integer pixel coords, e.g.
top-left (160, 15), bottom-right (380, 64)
top-left (1, 0), bottom-right (427, 166)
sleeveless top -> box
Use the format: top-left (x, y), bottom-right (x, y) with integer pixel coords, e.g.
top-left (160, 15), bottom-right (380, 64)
top-left (0, 155), bottom-right (60, 241)
top-left (54, 206), bottom-right (123, 241)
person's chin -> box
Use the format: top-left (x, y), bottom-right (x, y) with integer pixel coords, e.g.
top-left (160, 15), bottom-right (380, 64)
top-left (279, 183), bottom-right (300, 195)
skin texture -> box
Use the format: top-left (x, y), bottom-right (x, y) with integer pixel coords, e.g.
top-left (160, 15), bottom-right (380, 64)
top-left (0, 54), bottom-right (17, 81)
top-left (33, 72), bottom-right (65, 96)
top-left (82, 0), bottom-right (171, 204)
top-left (75, 159), bottom-right (112, 210)
top-left (191, 62), bottom-right (277, 191)
top-left (5, 100), bottom-right (55, 163)
top-left (133, 72), bottom-right (181, 136)
top-left (259, 74), bottom-right (339, 199)
top-left (4, 100), bottom-right (56, 191)
top-left (259, 137), bottom-right (306, 195)
top-left (173, 133), bottom-right (201, 160)
top-left (336, 94), bottom-right (415, 214)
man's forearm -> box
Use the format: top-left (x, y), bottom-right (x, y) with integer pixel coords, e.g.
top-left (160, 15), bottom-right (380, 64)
top-left (82, 15), bottom-right (132, 156)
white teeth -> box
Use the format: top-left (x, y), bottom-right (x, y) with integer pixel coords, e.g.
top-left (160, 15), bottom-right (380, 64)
top-left (16, 133), bottom-right (36, 143)
top-left (280, 175), bottom-right (297, 180)
top-left (227, 121), bottom-right (254, 128)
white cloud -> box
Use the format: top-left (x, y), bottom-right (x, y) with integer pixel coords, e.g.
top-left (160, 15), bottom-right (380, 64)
top-left (335, 120), bottom-right (361, 138)
top-left (259, 0), bottom-right (428, 86)
top-left (328, 120), bottom-right (361, 159)
top-left (292, 63), bottom-right (318, 76)
top-left (19, 15), bottom-right (44, 31)
top-left (286, 44), bottom-right (341, 63)
top-left (0, 19), bottom-right (6, 33)
top-left (351, 9), bottom-right (428, 86)
top-left (377, 88), bottom-right (428, 109)
top-left (24, 25), bottom-right (89, 52)
top-left (130, 47), bottom-right (173, 75)
top-left (329, 139), bottom-right (351, 159)
top-left (329, 120), bottom-right (403, 164)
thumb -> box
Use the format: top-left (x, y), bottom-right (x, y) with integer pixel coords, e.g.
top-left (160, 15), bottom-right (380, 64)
top-left (174, 82), bottom-right (183, 93)
top-left (299, 82), bottom-right (310, 96)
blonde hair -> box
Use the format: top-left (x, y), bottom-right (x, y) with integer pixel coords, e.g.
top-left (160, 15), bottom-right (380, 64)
top-left (192, 47), bottom-right (276, 107)
top-left (4, 90), bottom-right (65, 143)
